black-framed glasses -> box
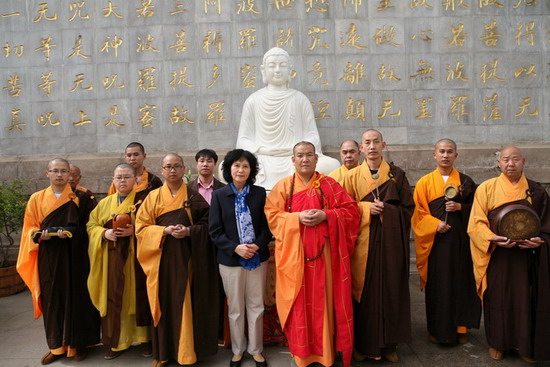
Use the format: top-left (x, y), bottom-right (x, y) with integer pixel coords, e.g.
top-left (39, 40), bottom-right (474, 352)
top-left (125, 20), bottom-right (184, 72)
top-left (162, 165), bottom-right (183, 171)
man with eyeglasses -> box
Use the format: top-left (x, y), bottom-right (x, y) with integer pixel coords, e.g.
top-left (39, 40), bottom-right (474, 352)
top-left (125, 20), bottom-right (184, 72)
top-left (87, 163), bottom-right (150, 360)
top-left (106, 142), bottom-right (162, 353)
top-left (107, 142), bottom-right (162, 197)
top-left (17, 158), bottom-right (100, 365)
top-left (136, 153), bottom-right (219, 367)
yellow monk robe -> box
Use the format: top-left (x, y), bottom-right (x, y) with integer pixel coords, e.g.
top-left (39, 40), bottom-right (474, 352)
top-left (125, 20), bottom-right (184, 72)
top-left (265, 174), bottom-right (359, 367)
top-left (468, 173), bottom-right (531, 297)
top-left (87, 189), bottom-right (149, 351)
top-left (17, 184), bottom-right (100, 355)
top-left (135, 182), bottom-right (218, 365)
top-left (413, 168), bottom-right (462, 288)
top-left (107, 167), bottom-right (162, 196)
top-left (328, 165), bottom-right (350, 185)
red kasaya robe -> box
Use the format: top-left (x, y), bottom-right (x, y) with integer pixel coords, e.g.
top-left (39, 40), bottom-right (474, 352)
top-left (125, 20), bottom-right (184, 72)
top-left (265, 173), bottom-right (359, 367)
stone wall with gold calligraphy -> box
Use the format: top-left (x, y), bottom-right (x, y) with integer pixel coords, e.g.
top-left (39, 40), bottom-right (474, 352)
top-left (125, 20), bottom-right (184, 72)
top-left (1, 0), bottom-right (549, 190)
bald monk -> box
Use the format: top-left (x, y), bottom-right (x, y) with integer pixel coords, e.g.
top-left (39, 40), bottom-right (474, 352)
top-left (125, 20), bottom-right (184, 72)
top-left (68, 163), bottom-right (97, 208)
top-left (107, 142), bottom-right (162, 196)
top-left (265, 141), bottom-right (360, 367)
top-left (17, 158), bottom-right (100, 365)
top-left (87, 163), bottom-right (150, 360)
top-left (468, 146), bottom-right (550, 363)
top-left (328, 140), bottom-right (361, 185)
top-left (343, 129), bottom-right (414, 363)
top-left (412, 139), bottom-right (480, 345)
top-left (135, 154), bottom-right (219, 367)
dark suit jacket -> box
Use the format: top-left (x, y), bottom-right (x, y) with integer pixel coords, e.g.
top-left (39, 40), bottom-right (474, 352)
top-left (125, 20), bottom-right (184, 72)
top-left (209, 184), bottom-right (272, 267)
top-left (188, 177), bottom-right (225, 196)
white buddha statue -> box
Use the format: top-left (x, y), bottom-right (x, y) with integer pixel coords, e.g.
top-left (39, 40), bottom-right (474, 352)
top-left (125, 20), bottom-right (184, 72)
top-left (236, 47), bottom-right (340, 189)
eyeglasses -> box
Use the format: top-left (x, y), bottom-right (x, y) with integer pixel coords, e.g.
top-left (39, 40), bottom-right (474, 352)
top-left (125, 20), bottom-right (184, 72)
top-left (113, 175), bottom-right (134, 181)
top-left (162, 165), bottom-right (183, 171)
top-left (48, 169), bottom-right (69, 174)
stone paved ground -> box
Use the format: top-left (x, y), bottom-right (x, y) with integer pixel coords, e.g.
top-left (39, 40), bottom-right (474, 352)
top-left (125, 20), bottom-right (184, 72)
top-left (1, 276), bottom-right (549, 367)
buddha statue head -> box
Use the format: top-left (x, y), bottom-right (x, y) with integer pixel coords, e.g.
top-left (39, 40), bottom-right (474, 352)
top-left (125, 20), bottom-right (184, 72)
top-left (261, 47), bottom-right (293, 88)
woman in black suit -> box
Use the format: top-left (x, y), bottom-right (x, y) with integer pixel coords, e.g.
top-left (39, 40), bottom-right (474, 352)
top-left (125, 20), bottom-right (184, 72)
top-left (209, 149), bottom-right (271, 367)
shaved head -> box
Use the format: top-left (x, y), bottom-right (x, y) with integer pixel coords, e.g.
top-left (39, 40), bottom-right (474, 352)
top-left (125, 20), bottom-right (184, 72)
top-left (48, 158), bottom-right (70, 170)
top-left (162, 153), bottom-right (184, 165)
top-left (499, 145), bottom-right (522, 158)
top-left (435, 138), bottom-right (457, 152)
top-left (497, 146), bottom-right (525, 182)
top-left (361, 129), bottom-right (383, 142)
top-left (293, 141), bottom-right (316, 155)
top-left (340, 139), bottom-right (360, 150)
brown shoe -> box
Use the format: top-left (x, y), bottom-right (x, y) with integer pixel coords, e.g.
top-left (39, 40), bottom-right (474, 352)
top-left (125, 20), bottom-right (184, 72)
top-left (41, 352), bottom-right (63, 365)
top-left (352, 349), bottom-right (366, 362)
top-left (521, 355), bottom-right (537, 364)
top-left (104, 349), bottom-right (123, 360)
top-left (384, 351), bottom-right (399, 363)
top-left (141, 342), bottom-right (153, 357)
top-left (73, 349), bottom-right (87, 362)
top-left (428, 334), bottom-right (439, 344)
top-left (488, 347), bottom-right (503, 360)
top-left (457, 333), bottom-right (468, 344)
top-left (151, 360), bottom-right (167, 367)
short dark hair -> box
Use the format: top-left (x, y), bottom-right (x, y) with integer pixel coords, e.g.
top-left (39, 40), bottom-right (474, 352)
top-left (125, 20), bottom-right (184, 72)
top-left (126, 142), bottom-right (145, 154)
top-left (195, 149), bottom-right (218, 163)
top-left (222, 149), bottom-right (258, 185)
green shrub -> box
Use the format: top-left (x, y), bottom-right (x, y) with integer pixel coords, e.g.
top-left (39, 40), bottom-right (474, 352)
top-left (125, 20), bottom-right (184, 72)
top-left (0, 180), bottom-right (27, 267)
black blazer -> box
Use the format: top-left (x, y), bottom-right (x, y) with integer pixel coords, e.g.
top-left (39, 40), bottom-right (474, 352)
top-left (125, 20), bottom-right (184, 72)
top-left (209, 184), bottom-right (272, 267)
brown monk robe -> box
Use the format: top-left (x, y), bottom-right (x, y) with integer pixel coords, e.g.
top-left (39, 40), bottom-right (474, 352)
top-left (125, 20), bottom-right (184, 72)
top-left (135, 153), bottom-right (219, 366)
top-left (468, 146), bottom-right (550, 362)
top-left (413, 168), bottom-right (481, 344)
top-left (343, 130), bottom-right (413, 362)
top-left (17, 159), bottom-right (99, 364)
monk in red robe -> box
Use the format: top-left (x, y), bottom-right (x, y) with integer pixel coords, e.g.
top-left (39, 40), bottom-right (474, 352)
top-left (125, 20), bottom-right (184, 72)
top-left (265, 141), bottom-right (360, 367)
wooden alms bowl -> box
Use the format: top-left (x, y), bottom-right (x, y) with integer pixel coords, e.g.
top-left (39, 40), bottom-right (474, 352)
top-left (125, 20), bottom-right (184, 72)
top-left (113, 213), bottom-right (131, 230)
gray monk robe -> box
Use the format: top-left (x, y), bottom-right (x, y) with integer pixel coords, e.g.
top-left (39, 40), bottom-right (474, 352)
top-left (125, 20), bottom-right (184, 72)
top-left (136, 182), bottom-right (219, 365)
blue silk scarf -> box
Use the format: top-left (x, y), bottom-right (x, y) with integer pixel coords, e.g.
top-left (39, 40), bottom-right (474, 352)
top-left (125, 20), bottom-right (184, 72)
top-left (230, 183), bottom-right (260, 270)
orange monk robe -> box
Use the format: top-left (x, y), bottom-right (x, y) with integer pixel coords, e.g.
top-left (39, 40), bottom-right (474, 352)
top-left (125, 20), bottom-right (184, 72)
top-left (107, 167), bottom-right (161, 196)
top-left (328, 165), bottom-right (350, 185)
top-left (467, 173), bottom-right (531, 298)
top-left (342, 159), bottom-right (391, 301)
top-left (135, 182), bottom-right (197, 365)
top-left (412, 168), bottom-right (462, 289)
top-left (265, 174), bottom-right (359, 367)
top-left (17, 185), bottom-right (77, 318)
